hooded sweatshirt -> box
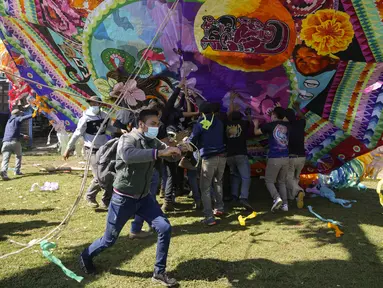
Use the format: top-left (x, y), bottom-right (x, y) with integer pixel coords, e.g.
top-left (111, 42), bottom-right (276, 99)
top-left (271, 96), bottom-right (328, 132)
top-left (113, 128), bottom-right (177, 198)
top-left (189, 113), bottom-right (226, 159)
top-left (66, 108), bottom-right (115, 151)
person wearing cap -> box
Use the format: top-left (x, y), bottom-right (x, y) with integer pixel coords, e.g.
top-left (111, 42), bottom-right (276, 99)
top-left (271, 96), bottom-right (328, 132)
top-left (63, 96), bottom-right (115, 209)
top-left (1, 109), bottom-right (33, 181)
top-left (253, 107), bottom-right (291, 212)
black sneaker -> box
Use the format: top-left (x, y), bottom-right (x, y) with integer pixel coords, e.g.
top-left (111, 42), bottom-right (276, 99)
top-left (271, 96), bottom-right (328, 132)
top-left (162, 201), bottom-right (174, 212)
top-left (152, 272), bottom-right (178, 287)
top-left (79, 253), bottom-right (96, 274)
top-left (1, 172), bottom-right (10, 181)
top-left (14, 171), bottom-right (24, 176)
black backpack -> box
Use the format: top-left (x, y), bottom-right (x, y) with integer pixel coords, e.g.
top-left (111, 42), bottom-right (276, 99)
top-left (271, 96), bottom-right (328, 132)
top-left (95, 138), bottom-right (119, 190)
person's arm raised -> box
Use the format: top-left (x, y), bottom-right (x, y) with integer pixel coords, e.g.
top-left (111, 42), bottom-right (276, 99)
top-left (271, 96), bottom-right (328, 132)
top-left (63, 116), bottom-right (87, 160)
top-left (253, 119), bottom-right (263, 136)
top-left (293, 101), bottom-right (305, 119)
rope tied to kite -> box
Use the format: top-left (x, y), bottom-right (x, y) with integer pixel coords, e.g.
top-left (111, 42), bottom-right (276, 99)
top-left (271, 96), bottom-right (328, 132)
top-left (0, 0), bottom-right (181, 261)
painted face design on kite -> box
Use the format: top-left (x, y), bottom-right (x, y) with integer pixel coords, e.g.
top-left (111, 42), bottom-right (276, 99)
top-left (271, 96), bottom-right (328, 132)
top-left (155, 80), bottom-right (174, 101)
top-left (292, 43), bottom-right (340, 110)
top-left (293, 45), bottom-right (338, 76)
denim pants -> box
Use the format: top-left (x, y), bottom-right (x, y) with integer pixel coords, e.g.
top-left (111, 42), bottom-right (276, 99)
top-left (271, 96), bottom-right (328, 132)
top-left (227, 155), bottom-right (251, 200)
top-left (131, 169), bottom-right (160, 233)
top-left (287, 157), bottom-right (306, 200)
top-left (200, 155), bottom-right (227, 219)
top-left (187, 169), bottom-right (201, 203)
top-left (265, 157), bottom-right (289, 205)
top-left (1, 141), bottom-right (22, 174)
top-left (83, 193), bottom-right (172, 274)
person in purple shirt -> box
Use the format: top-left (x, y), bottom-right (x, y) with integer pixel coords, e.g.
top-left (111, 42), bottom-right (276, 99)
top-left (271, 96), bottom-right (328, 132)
top-left (1, 109), bottom-right (33, 181)
top-left (253, 107), bottom-right (291, 212)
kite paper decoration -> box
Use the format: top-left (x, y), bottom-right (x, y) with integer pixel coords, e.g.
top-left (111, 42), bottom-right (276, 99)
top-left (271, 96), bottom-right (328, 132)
top-left (0, 0), bottom-right (382, 175)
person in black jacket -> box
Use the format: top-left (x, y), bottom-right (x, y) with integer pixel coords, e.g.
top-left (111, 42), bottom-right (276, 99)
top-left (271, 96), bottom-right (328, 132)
top-left (285, 103), bottom-right (306, 209)
top-left (161, 79), bottom-right (199, 211)
top-left (226, 92), bottom-right (252, 208)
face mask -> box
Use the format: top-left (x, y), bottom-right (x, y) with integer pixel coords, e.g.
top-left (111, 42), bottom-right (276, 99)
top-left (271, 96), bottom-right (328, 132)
top-left (200, 113), bottom-right (214, 130)
top-left (89, 106), bottom-right (100, 114)
top-left (144, 126), bottom-right (159, 139)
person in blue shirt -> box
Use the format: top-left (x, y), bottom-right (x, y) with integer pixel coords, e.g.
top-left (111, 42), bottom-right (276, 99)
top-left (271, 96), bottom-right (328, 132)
top-left (253, 107), bottom-right (291, 212)
top-left (1, 109), bottom-right (33, 181)
top-left (189, 102), bottom-right (226, 226)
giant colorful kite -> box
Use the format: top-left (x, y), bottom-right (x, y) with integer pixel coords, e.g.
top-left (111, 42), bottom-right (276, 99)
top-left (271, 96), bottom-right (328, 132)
top-left (0, 0), bottom-right (382, 175)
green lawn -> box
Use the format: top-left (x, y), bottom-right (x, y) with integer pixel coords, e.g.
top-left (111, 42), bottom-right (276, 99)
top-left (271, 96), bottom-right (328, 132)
top-left (0, 155), bottom-right (383, 288)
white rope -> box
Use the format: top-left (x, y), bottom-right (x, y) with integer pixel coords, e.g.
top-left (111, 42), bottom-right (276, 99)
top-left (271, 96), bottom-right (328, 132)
top-left (0, 0), bottom-right (180, 259)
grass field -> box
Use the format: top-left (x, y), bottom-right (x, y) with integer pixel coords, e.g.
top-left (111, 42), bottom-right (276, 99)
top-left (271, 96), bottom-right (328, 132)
top-left (0, 155), bottom-right (383, 288)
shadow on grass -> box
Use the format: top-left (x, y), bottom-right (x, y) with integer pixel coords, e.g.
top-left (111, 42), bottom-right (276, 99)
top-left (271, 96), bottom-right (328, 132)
top-left (10, 172), bottom-right (84, 179)
top-left (0, 186), bottom-right (382, 288)
top-left (110, 256), bottom-right (383, 288)
top-left (0, 221), bottom-right (249, 288)
top-left (0, 220), bottom-right (60, 241)
top-left (107, 213), bottom-right (383, 288)
top-left (0, 208), bottom-right (54, 216)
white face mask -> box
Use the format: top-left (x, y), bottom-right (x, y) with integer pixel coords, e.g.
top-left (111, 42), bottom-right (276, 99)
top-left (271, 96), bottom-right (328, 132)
top-left (89, 106), bottom-right (100, 114)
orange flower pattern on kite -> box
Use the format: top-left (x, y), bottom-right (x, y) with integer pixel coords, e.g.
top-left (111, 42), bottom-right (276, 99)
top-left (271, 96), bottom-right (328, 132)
top-left (300, 9), bottom-right (354, 56)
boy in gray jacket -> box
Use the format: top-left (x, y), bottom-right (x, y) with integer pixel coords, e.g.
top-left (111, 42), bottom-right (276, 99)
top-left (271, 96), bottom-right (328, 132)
top-left (80, 109), bottom-right (182, 287)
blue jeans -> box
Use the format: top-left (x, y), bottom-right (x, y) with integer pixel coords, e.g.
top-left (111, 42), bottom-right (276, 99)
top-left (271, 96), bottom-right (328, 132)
top-left (187, 169), bottom-right (201, 202)
top-left (131, 169), bottom-right (160, 233)
top-left (82, 193), bottom-right (171, 274)
top-left (227, 155), bottom-right (251, 200)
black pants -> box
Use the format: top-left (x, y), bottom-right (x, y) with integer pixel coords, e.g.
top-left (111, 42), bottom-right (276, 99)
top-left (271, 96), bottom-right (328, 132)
top-left (164, 160), bottom-right (177, 203)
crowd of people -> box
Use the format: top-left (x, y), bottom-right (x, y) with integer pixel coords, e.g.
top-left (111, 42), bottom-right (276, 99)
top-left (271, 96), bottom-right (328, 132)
top-left (0, 79), bottom-right (307, 287)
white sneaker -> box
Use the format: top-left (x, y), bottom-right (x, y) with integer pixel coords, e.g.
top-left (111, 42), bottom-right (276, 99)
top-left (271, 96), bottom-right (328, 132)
top-left (280, 204), bottom-right (288, 212)
top-left (271, 197), bottom-right (283, 212)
